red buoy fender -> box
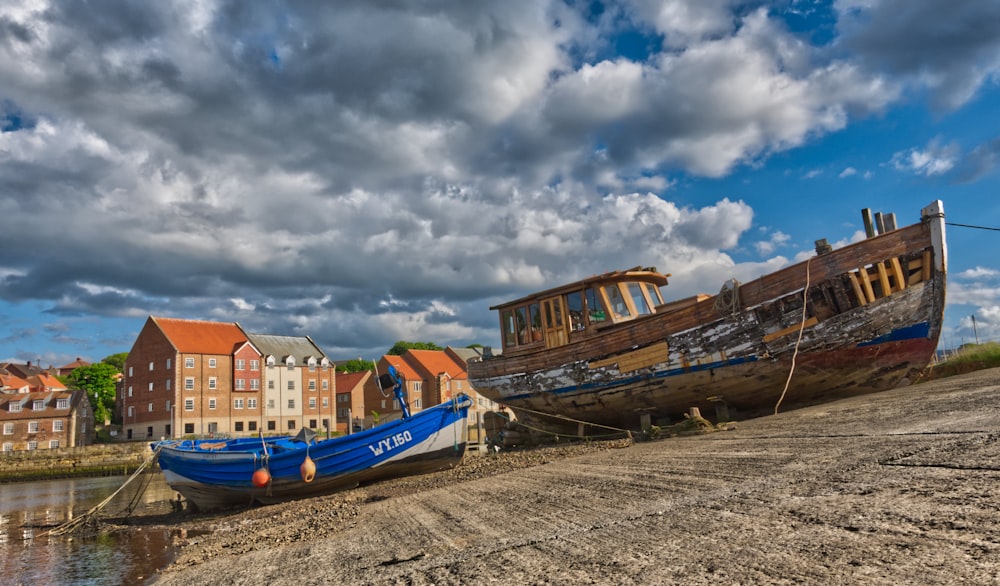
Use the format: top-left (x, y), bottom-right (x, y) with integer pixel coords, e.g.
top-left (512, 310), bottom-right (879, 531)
top-left (252, 467), bottom-right (271, 487)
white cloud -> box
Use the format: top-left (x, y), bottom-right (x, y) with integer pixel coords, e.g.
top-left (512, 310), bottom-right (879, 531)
top-left (891, 139), bottom-right (959, 176)
top-left (959, 267), bottom-right (1000, 280)
top-left (839, 167), bottom-right (857, 178)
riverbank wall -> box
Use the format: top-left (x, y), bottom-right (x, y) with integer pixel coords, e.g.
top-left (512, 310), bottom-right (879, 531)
top-left (0, 442), bottom-right (153, 482)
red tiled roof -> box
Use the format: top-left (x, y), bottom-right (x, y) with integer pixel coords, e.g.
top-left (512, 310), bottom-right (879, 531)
top-left (31, 372), bottom-right (67, 392)
top-left (153, 317), bottom-right (247, 355)
top-left (57, 357), bottom-right (90, 370)
top-left (0, 373), bottom-right (30, 392)
top-left (404, 349), bottom-right (466, 379)
top-left (335, 371), bottom-right (370, 393)
top-left (382, 355), bottom-right (421, 381)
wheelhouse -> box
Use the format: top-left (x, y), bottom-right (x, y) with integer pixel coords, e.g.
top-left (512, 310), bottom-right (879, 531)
top-left (491, 267), bottom-right (670, 356)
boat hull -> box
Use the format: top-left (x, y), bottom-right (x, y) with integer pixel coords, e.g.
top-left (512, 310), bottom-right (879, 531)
top-left (153, 395), bottom-right (472, 511)
top-left (469, 204), bottom-right (947, 432)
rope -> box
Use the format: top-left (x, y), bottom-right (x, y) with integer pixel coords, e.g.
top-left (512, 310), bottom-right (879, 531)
top-left (494, 402), bottom-right (634, 442)
top-left (774, 257), bottom-right (812, 415)
top-left (946, 222), bottom-right (1000, 232)
top-left (39, 446), bottom-right (163, 537)
top-left (714, 278), bottom-right (741, 315)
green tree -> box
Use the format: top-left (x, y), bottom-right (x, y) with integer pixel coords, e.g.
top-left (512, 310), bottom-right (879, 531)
top-left (68, 362), bottom-right (119, 425)
top-left (387, 341), bottom-right (442, 355)
top-left (337, 359), bottom-right (377, 373)
top-left (102, 352), bottom-right (128, 372)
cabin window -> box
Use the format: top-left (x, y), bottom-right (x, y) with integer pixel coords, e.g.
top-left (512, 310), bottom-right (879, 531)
top-left (643, 282), bottom-right (663, 306)
top-left (628, 283), bottom-right (652, 315)
top-left (604, 285), bottom-right (631, 319)
top-left (502, 309), bottom-right (517, 347)
top-left (566, 291), bottom-right (585, 331)
top-left (586, 287), bottom-right (607, 323)
top-left (515, 306), bottom-right (529, 344)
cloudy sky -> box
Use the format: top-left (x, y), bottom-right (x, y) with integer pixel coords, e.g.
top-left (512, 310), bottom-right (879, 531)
top-left (2, 0), bottom-right (999, 366)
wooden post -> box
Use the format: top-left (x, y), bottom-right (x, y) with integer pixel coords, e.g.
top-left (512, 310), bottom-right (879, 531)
top-left (861, 208), bottom-right (876, 238)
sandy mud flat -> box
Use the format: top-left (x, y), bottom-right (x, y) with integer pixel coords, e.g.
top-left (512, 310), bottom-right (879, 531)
top-left (143, 368), bottom-right (1000, 585)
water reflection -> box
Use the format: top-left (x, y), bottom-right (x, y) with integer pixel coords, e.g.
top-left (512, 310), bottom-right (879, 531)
top-left (0, 474), bottom-right (181, 585)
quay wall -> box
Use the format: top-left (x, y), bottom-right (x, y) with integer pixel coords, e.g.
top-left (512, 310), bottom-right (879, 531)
top-left (0, 442), bottom-right (154, 482)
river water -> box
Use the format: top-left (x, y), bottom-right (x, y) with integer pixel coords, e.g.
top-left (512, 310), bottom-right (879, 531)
top-left (0, 474), bottom-right (181, 585)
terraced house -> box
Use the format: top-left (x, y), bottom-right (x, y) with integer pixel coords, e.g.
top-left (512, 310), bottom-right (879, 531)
top-left (121, 317), bottom-right (336, 440)
top-left (0, 365), bottom-right (95, 451)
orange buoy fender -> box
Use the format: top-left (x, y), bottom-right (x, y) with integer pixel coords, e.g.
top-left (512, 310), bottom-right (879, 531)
top-left (300, 455), bottom-right (316, 483)
top-left (252, 467), bottom-right (271, 487)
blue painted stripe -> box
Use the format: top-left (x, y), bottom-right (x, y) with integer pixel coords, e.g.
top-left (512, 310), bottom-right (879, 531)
top-left (857, 322), bottom-right (930, 347)
top-left (504, 355), bottom-right (758, 402)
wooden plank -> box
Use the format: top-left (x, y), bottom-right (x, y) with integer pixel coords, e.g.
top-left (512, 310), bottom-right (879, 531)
top-left (921, 250), bottom-right (932, 282)
top-left (762, 316), bottom-right (819, 343)
top-left (860, 267), bottom-right (876, 302)
top-left (876, 261), bottom-right (892, 296)
top-left (890, 257), bottom-right (906, 290)
top-left (847, 271), bottom-right (867, 306)
top-left (590, 341), bottom-right (669, 372)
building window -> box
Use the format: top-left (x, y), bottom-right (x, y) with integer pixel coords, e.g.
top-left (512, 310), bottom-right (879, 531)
top-left (308, 380), bottom-right (316, 391)
top-left (338, 407), bottom-right (350, 418)
top-left (27, 421), bottom-right (38, 433)
top-left (185, 423), bottom-right (194, 434)
top-left (8, 403), bottom-right (19, 413)
top-left (235, 379), bottom-right (246, 391)
top-left (455, 381), bottom-right (462, 390)
top-left (338, 394), bottom-right (350, 403)
top-left (185, 377), bottom-right (194, 390)
top-left (267, 421), bottom-right (276, 431)
top-left (209, 358), bottom-right (217, 368)
top-left (27, 441), bottom-right (37, 450)
top-left (309, 419), bottom-right (317, 428)
top-left (209, 377), bottom-right (217, 390)
top-left (148, 382), bottom-right (154, 392)
top-left (250, 379), bottom-right (260, 391)
top-left (128, 406), bottom-right (135, 417)
top-left (2, 443), bottom-right (11, 452)
top-left (249, 421), bottom-right (257, 431)
top-left (166, 400), bottom-right (171, 412)
top-left (288, 420), bottom-right (296, 430)
top-left (147, 426), bottom-right (153, 438)
top-left (236, 359), bottom-right (245, 371)
top-left (250, 360), bottom-right (260, 371)
top-left (287, 360), bottom-right (295, 371)
top-left (209, 398), bottom-right (217, 410)
top-left (2, 423), bottom-right (12, 435)
top-left (267, 357), bottom-right (275, 369)
top-left (322, 397), bottom-right (329, 408)
top-left (33, 400), bottom-right (45, 411)
top-left (322, 380), bottom-right (329, 390)
top-left (234, 422), bottom-right (244, 432)
top-left (128, 386), bottom-right (133, 397)
top-left (268, 380), bottom-right (275, 390)
top-left (56, 398), bottom-right (69, 409)
top-left (413, 399), bottom-right (422, 409)
top-left (148, 402), bottom-right (154, 412)
top-left (234, 398), bottom-right (245, 409)
top-left (128, 366), bottom-right (134, 376)
top-left (185, 357), bottom-right (194, 368)
top-left (53, 420), bottom-right (64, 432)
top-left (184, 399), bottom-right (194, 411)
top-left (147, 361), bottom-right (153, 371)
top-left (248, 398), bottom-right (257, 409)
top-left (166, 358), bottom-right (172, 369)
top-left (413, 381), bottom-right (422, 392)
top-left (308, 360), bottom-right (316, 372)
top-left (49, 440), bottom-right (60, 449)
top-left (288, 399), bottom-right (295, 409)
top-left (166, 379), bottom-right (171, 390)
top-left (287, 381), bottom-right (295, 391)
top-left (309, 398), bottom-right (317, 409)
top-left (267, 399), bottom-right (275, 409)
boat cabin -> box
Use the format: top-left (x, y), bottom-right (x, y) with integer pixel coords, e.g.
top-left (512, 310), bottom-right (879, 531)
top-left (491, 267), bottom-right (673, 356)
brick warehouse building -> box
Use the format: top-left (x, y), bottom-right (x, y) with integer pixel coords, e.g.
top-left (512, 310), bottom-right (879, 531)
top-left (121, 316), bottom-right (336, 440)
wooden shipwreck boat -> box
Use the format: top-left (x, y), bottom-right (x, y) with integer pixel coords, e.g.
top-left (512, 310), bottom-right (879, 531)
top-left (468, 201), bottom-right (947, 434)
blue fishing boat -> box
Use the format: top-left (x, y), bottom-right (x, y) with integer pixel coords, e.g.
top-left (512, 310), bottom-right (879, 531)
top-left (153, 367), bottom-right (472, 511)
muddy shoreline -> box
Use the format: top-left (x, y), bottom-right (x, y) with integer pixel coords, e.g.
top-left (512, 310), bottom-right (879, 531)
top-left (137, 368), bottom-right (1000, 584)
